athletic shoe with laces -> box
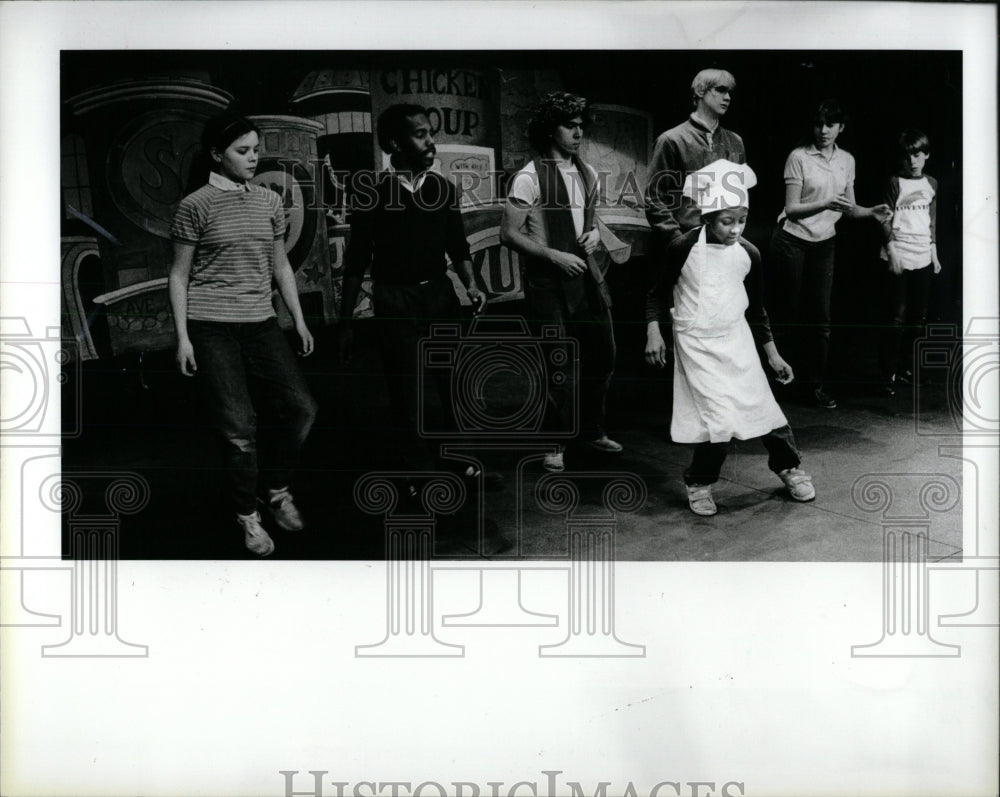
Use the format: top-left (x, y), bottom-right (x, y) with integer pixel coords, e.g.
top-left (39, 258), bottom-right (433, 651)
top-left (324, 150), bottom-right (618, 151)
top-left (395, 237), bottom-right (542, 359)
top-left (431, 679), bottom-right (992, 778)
top-left (237, 511), bottom-right (275, 556)
top-left (582, 435), bottom-right (624, 453)
top-left (779, 467), bottom-right (816, 502)
top-left (813, 387), bottom-right (837, 409)
top-left (543, 450), bottom-right (565, 473)
top-left (686, 483), bottom-right (717, 516)
top-left (266, 487), bottom-right (304, 531)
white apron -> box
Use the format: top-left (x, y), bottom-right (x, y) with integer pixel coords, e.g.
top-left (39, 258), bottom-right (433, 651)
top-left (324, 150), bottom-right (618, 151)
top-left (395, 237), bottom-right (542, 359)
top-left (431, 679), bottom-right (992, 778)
top-left (670, 227), bottom-right (788, 444)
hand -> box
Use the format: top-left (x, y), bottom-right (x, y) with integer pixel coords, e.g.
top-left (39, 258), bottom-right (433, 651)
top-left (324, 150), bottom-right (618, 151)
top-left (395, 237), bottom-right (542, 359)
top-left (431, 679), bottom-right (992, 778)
top-left (825, 194), bottom-right (855, 213)
top-left (932, 255), bottom-right (942, 275)
top-left (768, 354), bottom-right (794, 385)
top-left (870, 203), bottom-right (893, 223)
top-left (550, 249), bottom-right (587, 277)
top-left (338, 325), bottom-right (353, 365)
top-left (645, 330), bottom-right (668, 368)
top-left (296, 321), bottom-right (314, 357)
top-left (577, 228), bottom-right (601, 256)
top-left (467, 286), bottom-right (487, 314)
top-left (176, 339), bottom-right (197, 377)
top-left (887, 248), bottom-right (904, 276)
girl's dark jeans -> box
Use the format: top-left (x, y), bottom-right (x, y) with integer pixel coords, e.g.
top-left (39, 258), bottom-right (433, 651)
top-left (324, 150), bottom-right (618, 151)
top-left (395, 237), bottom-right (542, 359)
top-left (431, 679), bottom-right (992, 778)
top-left (188, 317), bottom-right (317, 515)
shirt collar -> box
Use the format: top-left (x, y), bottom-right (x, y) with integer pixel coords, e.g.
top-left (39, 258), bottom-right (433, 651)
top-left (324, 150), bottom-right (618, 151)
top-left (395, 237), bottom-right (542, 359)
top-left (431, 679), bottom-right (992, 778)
top-left (689, 112), bottom-right (719, 134)
top-left (387, 161), bottom-right (441, 194)
top-left (805, 143), bottom-right (841, 161)
top-left (209, 171), bottom-right (251, 192)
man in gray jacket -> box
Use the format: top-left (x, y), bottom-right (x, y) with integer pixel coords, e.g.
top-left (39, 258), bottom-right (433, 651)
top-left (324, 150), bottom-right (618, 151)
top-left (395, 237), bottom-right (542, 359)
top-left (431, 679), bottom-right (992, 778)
top-left (644, 68), bottom-right (746, 253)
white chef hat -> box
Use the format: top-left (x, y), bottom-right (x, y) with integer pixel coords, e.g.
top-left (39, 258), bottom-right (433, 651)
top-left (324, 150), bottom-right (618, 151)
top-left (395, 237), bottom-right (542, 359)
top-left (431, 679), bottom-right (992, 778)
top-left (682, 159), bottom-right (757, 213)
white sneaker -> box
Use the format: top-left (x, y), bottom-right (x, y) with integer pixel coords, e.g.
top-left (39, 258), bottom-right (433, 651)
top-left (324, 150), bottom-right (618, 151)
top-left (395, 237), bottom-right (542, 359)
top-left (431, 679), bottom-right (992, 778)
top-left (779, 467), bottom-right (816, 502)
top-left (237, 511), bottom-right (275, 556)
top-left (266, 487), bottom-right (304, 531)
top-left (686, 483), bottom-right (717, 516)
top-left (543, 450), bottom-right (565, 473)
top-left (583, 435), bottom-right (624, 453)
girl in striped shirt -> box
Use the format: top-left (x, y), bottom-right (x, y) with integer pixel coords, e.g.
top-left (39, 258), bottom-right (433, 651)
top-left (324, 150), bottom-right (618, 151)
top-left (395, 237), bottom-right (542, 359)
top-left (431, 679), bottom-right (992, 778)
top-left (169, 113), bottom-right (317, 556)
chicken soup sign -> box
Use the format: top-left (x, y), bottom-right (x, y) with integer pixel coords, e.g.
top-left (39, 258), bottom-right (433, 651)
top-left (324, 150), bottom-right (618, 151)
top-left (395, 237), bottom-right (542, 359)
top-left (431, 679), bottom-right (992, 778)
top-left (370, 68), bottom-right (497, 156)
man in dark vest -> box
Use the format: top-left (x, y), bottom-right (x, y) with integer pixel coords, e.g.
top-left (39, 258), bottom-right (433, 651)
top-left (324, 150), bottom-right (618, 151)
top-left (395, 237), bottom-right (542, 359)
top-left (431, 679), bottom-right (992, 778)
top-left (500, 92), bottom-right (621, 473)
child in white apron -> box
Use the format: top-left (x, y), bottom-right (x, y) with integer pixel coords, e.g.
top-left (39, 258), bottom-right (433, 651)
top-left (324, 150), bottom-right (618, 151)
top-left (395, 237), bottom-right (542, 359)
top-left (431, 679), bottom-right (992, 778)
top-left (645, 159), bottom-right (816, 515)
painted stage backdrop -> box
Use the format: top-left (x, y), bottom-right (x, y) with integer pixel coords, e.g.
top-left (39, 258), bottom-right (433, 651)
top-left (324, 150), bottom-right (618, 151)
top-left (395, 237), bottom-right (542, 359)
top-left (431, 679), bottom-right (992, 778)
top-left (60, 62), bottom-right (652, 359)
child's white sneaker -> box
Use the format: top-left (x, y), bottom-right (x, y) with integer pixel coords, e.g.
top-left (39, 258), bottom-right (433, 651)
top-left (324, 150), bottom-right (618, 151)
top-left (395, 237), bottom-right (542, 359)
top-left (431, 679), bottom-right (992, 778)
top-left (266, 487), bottom-right (304, 531)
top-left (686, 483), bottom-right (717, 516)
top-left (237, 511), bottom-right (275, 556)
top-left (779, 467), bottom-right (816, 502)
top-left (543, 450), bottom-right (565, 473)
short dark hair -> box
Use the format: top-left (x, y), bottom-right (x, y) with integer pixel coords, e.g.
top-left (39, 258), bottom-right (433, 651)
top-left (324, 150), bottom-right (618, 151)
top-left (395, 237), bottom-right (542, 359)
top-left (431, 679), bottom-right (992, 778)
top-left (376, 104), bottom-right (428, 154)
top-left (527, 92), bottom-right (594, 154)
top-left (203, 112), bottom-right (260, 157)
top-left (898, 127), bottom-right (931, 156)
top-left (813, 99), bottom-right (848, 127)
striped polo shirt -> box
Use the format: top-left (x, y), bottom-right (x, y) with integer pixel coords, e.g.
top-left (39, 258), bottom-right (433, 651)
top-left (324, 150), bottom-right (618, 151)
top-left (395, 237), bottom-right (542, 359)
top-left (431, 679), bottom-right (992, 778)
top-left (170, 172), bottom-right (286, 322)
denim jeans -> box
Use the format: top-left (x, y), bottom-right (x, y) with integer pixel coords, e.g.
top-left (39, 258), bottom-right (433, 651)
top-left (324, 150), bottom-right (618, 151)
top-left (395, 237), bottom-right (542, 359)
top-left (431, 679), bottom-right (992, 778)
top-left (684, 425), bottom-right (801, 486)
top-left (524, 274), bottom-right (616, 441)
top-left (767, 227), bottom-right (837, 388)
top-left (188, 317), bottom-right (317, 515)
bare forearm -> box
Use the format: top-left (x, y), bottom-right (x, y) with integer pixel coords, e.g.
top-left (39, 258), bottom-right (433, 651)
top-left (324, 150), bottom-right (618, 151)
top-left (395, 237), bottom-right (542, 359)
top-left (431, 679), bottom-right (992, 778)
top-left (274, 264), bottom-right (307, 326)
top-left (167, 273), bottom-right (190, 342)
top-left (457, 260), bottom-right (477, 290)
top-left (784, 197), bottom-right (831, 220)
top-left (501, 226), bottom-right (554, 262)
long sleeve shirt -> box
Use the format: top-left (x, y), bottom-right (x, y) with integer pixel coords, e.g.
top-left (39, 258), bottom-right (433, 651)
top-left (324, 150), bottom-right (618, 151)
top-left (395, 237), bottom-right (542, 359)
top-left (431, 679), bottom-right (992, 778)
top-left (644, 115), bottom-right (746, 250)
top-left (645, 226), bottom-right (773, 346)
top-left (343, 171), bottom-right (471, 285)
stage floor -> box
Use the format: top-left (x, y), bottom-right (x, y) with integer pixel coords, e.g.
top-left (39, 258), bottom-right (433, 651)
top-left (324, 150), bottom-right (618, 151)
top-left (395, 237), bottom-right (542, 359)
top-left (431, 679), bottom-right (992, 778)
top-left (62, 317), bottom-right (965, 562)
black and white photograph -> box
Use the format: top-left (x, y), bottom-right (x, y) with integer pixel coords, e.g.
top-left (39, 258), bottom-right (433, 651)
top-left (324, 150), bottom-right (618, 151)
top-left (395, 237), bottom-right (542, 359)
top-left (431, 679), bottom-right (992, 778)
top-left (55, 46), bottom-right (966, 560)
top-left (1, 3), bottom-right (997, 797)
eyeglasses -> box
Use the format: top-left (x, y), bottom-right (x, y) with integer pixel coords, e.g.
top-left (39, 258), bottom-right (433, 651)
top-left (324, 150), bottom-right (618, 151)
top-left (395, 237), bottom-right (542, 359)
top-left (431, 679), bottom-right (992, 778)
top-left (710, 86), bottom-right (735, 97)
